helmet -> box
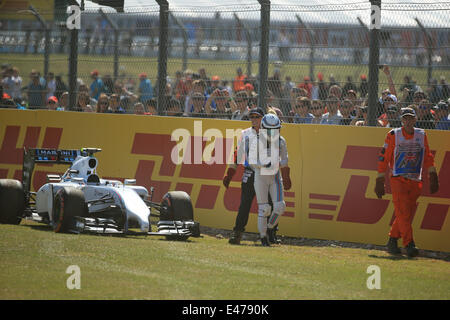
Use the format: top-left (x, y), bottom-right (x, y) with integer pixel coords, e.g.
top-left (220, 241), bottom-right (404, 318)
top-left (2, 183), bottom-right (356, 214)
top-left (261, 113), bottom-right (281, 129)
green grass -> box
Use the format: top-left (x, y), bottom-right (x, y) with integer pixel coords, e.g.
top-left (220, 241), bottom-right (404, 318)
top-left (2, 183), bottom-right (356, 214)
top-left (1, 220), bottom-right (449, 300)
top-left (2, 53), bottom-right (449, 95)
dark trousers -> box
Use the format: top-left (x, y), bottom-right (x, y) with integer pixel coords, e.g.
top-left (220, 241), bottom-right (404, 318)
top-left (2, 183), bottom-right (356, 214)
top-left (233, 168), bottom-right (274, 233)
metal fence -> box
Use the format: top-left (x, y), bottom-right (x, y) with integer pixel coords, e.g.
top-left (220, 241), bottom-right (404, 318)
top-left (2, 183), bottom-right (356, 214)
top-left (0, 1), bottom-right (449, 129)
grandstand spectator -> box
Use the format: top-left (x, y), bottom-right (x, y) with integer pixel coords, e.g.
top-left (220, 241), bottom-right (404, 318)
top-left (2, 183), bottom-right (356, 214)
top-left (138, 72), bottom-right (153, 103)
top-left (26, 71), bottom-right (46, 109)
top-left (328, 84), bottom-right (343, 100)
top-left (166, 98), bottom-right (183, 117)
top-left (188, 92), bottom-right (207, 118)
top-left (184, 79), bottom-right (208, 115)
top-left (133, 102), bottom-right (147, 115)
top-left (2, 67), bottom-right (22, 101)
top-left (174, 70), bottom-right (189, 102)
top-left (198, 68), bottom-right (211, 87)
top-left (317, 72), bottom-right (329, 101)
top-left (438, 76), bottom-right (449, 101)
top-left (205, 88), bottom-right (235, 119)
top-left (107, 94), bottom-right (120, 113)
top-left (381, 65), bottom-right (397, 96)
top-left (292, 97), bottom-right (314, 124)
top-left (119, 97), bottom-right (131, 114)
top-left (416, 100), bottom-right (436, 129)
top-left (207, 75), bottom-right (222, 95)
top-left (59, 92), bottom-right (69, 110)
top-left (102, 74), bottom-right (114, 95)
top-left (76, 92), bottom-right (94, 112)
top-left (45, 72), bottom-right (56, 100)
top-left (46, 96), bottom-right (61, 111)
top-left (221, 80), bottom-right (233, 96)
top-left (427, 78), bottom-right (443, 104)
top-left (400, 75), bottom-right (420, 99)
top-left (359, 74), bottom-right (368, 98)
top-left (329, 74), bottom-right (339, 87)
top-left (339, 99), bottom-right (355, 125)
top-left (343, 89), bottom-right (358, 106)
top-left (96, 94), bottom-right (110, 113)
top-left (378, 94), bottom-right (398, 127)
top-left (233, 67), bottom-right (246, 93)
top-left (231, 90), bottom-right (250, 120)
top-left (268, 69), bottom-right (283, 103)
top-left (0, 84), bottom-right (17, 108)
top-left (433, 101), bottom-right (450, 130)
top-left (145, 98), bottom-right (158, 115)
top-left (320, 95), bottom-right (342, 125)
top-left (89, 69), bottom-right (104, 100)
top-left (310, 78), bottom-right (319, 100)
top-left (386, 105), bottom-right (402, 128)
top-left (54, 75), bottom-right (67, 100)
top-left (343, 76), bottom-right (357, 97)
top-left (297, 76), bottom-right (312, 99)
top-left (279, 76), bottom-right (294, 117)
top-left (310, 99), bottom-right (324, 124)
top-left (413, 90), bottom-right (427, 104)
top-left (79, 83), bottom-right (98, 107)
top-left (354, 106), bottom-right (369, 126)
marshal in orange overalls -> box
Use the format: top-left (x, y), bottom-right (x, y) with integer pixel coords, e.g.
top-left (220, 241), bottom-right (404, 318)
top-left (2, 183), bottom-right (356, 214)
top-left (377, 127), bottom-right (435, 247)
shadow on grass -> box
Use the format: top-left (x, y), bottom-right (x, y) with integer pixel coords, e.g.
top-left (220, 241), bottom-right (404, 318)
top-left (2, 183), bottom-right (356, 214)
top-left (20, 220), bottom-right (198, 243)
top-left (367, 254), bottom-right (410, 261)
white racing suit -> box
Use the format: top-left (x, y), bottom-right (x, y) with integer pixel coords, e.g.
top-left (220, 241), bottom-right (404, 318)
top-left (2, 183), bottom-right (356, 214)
top-left (246, 129), bottom-right (288, 239)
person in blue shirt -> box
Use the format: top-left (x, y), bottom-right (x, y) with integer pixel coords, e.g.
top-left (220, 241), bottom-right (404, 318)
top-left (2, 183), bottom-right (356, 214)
top-left (433, 101), bottom-right (450, 130)
top-left (293, 96), bottom-right (314, 124)
top-left (320, 95), bottom-right (343, 125)
top-left (89, 69), bottom-right (104, 100)
top-left (138, 72), bottom-right (153, 103)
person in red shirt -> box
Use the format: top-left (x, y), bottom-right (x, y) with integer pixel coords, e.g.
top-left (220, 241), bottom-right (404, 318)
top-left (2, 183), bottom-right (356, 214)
top-left (375, 107), bottom-right (439, 257)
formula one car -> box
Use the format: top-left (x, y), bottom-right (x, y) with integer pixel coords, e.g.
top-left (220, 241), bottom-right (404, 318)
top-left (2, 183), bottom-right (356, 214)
top-left (0, 148), bottom-right (200, 240)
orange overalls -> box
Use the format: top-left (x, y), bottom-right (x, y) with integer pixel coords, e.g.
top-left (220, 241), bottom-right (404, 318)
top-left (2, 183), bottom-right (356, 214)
top-left (377, 127), bottom-right (435, 247)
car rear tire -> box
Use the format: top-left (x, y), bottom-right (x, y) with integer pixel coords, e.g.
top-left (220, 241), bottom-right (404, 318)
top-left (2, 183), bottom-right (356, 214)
top-left (160, 191), bottom-right (194, 241)
top-left (53, 186), bottom-right (87, 233)
top-left (0, 179), bottom-right (25, 225)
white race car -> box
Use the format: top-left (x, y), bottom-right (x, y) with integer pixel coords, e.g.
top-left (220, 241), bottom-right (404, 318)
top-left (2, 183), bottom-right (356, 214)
top-left (0, 148), bottom-right (200, 240)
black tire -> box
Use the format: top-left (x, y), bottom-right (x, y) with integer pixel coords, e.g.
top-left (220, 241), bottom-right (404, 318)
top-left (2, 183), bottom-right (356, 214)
top-left (0, 179), bottom-right (25, 225)
top-left (53, 186), bottom-right (87, 233)
top-left (160, 191), bottom-right (194, 241)
top-left (160, 191), bottom-right (194, 221)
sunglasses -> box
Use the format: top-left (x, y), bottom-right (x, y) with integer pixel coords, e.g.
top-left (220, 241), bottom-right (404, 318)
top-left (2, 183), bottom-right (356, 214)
top-left (419, 105), bottom-right (428, 110)
top-left (249, 115), bottom-right (261, 119)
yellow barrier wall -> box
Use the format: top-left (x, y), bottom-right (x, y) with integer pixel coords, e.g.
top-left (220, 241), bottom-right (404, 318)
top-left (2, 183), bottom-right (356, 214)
top-left (1, 110), bottom-right (449, 252)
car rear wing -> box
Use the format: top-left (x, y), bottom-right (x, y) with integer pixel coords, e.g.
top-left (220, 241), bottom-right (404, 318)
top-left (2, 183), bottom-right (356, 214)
top-left (22, 148), bottom-right (102, 196)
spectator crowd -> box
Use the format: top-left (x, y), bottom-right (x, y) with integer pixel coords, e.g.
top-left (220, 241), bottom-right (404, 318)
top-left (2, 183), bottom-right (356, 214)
top-left (1, 62), bottom-right (449, 130)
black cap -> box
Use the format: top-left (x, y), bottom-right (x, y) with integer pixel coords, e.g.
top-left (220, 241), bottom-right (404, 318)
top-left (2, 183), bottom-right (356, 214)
top-left (249, 107), bottom-right (265, 117)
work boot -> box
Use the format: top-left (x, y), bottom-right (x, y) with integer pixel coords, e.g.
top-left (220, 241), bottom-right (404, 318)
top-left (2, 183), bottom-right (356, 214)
top-left (406, 241), bottom-right (419, 258)
top-left (228, 230), bottom-right (242, 245)
top-left (260, 235), bottom-right (271, 247)
top-left (386, 237), bottom-right (401, 255)
top-left (267, 228), bottom-right (281, 244)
